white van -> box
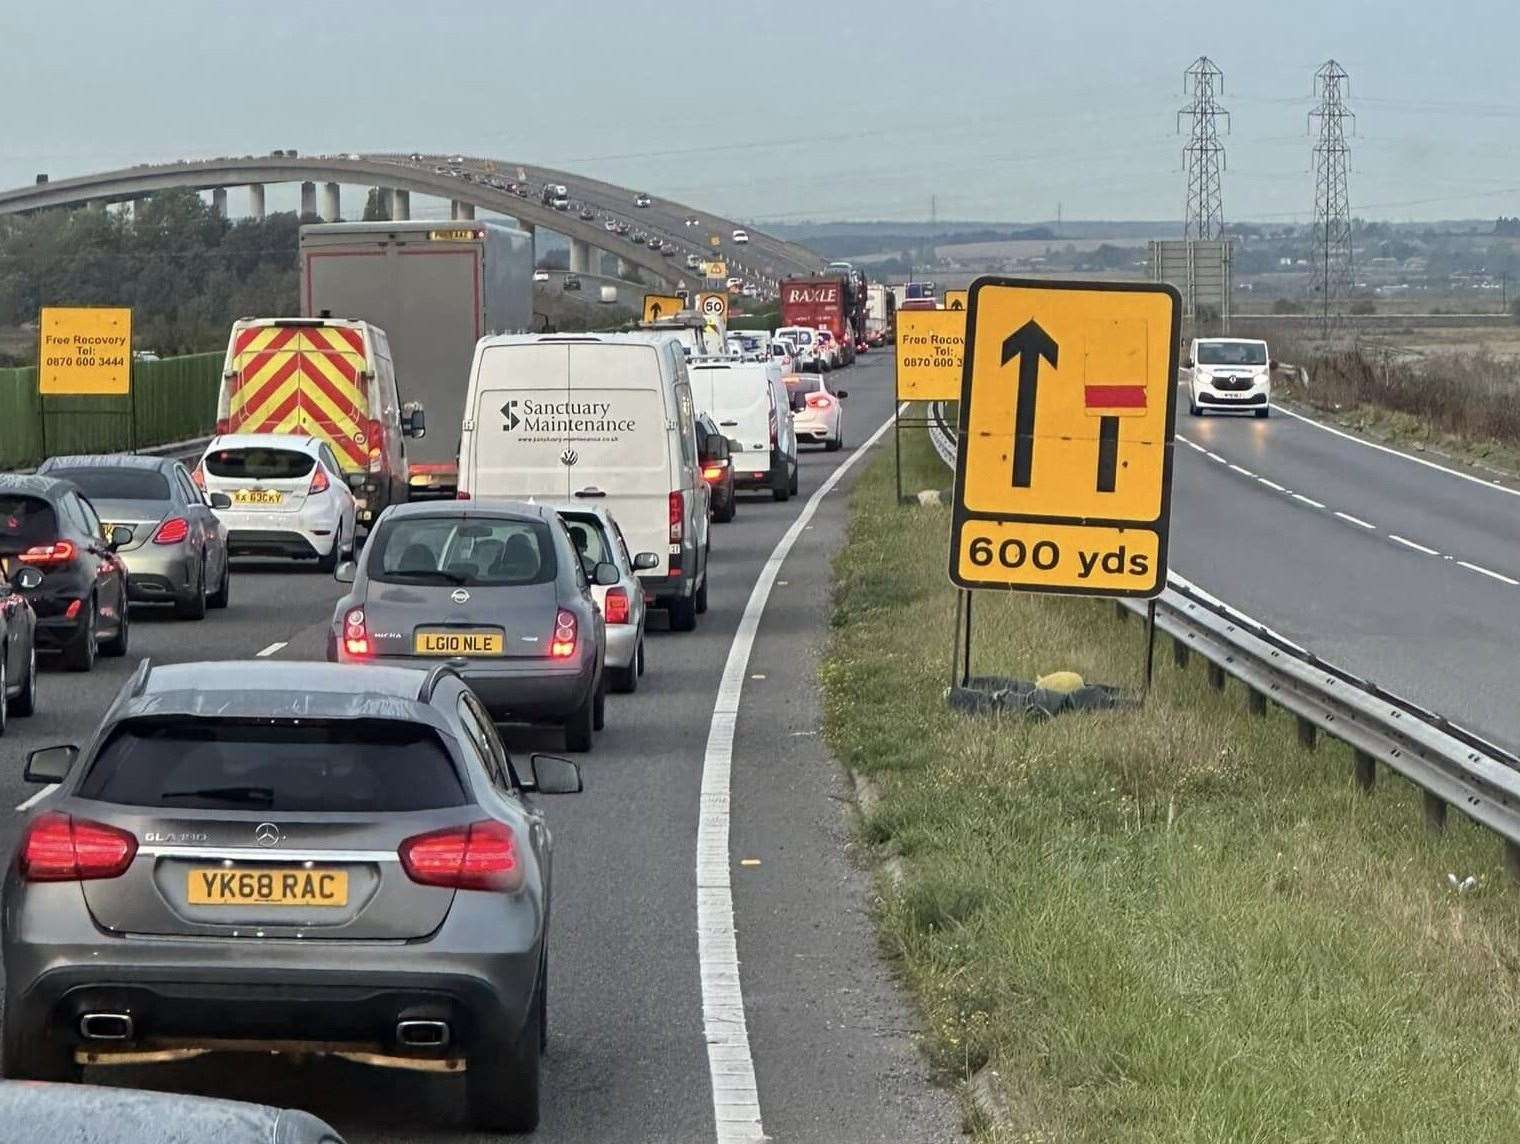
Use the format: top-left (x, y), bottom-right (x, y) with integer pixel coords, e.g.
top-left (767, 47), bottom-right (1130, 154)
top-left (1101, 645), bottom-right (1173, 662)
top-left (458, 333), bottom-right (711, 630)
top-left (686, 356), bottom-right (799, 501)
top-left (775, 325), bottom-right (823, 373)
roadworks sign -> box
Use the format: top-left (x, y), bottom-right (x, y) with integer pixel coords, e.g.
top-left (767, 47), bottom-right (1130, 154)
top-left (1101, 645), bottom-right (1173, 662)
top-left (948, 277), bottom-right (1180, 597)
top-left (944, 289), bottom-right (968, 312)
top-left (642, 293), bottom-right (685, 322)
top-left (39, 308), bottom-right (132, 395)
top-left (894, 309), bottom-right (964, 401)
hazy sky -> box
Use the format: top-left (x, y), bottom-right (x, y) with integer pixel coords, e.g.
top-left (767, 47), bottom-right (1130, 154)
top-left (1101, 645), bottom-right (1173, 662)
top-left (5, 0), bottom-right (1519, 225)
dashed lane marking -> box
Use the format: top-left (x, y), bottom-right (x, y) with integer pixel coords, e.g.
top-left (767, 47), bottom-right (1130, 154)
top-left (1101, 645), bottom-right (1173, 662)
top-left (1258, 477), bottom-right (1287, 492)
top-left (256, 641), bottom-right (288, 657)
top-left (1458, 560), bottom-right (1520, 586)
top-left (1389, 534), bottom-right (1440, 556)
top-left (1290, 493), bottom-right (1326, 509)
top-left (1334, 511), bottom-right (1376, 529)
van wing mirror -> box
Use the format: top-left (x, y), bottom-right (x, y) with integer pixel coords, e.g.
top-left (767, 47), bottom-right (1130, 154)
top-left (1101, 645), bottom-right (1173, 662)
top-left (403, 406), bottom-right (427, 439)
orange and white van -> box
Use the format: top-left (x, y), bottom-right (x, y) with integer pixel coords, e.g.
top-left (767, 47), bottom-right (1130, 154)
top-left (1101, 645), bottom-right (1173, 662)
top-left (216, 318), bottom-right (425, 531)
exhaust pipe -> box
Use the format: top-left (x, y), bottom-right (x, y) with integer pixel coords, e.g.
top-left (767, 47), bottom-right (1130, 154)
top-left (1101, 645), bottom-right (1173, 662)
top-left (395, 1019), bottom-right (450, 1049)
top-left (79, 1013), bottom-right (133, 1041)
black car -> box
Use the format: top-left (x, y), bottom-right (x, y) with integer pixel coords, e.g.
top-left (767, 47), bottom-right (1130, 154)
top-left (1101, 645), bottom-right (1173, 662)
top-left (578, 206), bottom-right (595, 221)
top-left (0, 564), bottom-right (42, 733)
top-left (0, 475), bottom-right (131, 670)
top-left (697, 413), bottom-right (736, 523)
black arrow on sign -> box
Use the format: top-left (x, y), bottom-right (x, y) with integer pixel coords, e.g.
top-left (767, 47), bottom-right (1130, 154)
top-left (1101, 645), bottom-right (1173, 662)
top-left (950, 299), bottom-right (964, 311)
top-left (1001, 319), bottom-right (1060, 488)
top-left (650, 302), bottom-right (663, 319)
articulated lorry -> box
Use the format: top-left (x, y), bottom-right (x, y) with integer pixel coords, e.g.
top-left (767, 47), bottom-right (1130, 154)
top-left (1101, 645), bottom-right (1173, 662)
top-left (780, 275), bottom-right (858, 365)
top-left (299, 220), bottom-right (533, 496)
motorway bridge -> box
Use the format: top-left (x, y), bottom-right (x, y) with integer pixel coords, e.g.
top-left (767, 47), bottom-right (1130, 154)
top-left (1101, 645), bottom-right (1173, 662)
top-left (0, 152), bottom-right (823, 292)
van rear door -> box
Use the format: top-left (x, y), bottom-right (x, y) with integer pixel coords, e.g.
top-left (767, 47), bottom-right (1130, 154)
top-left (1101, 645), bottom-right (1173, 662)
top-left (696, 363), bottom-right (772, 459)
top-left (467, 342), bottom-right (576, 500)
top-left (226, 324), bottom-right (372, 473)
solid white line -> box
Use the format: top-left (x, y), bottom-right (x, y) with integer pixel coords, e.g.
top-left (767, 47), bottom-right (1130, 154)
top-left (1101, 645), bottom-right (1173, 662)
top-left (1389, 534), bottom-right (1440, 556)
top-left (1206, 452), bottom-right (1227, 464)
top-left (1334, 511), bottom-right (1376, 529)
top-left (1228, 463), bottom-right (1255, 477)
top-left (1290, 493), bottom-right (1326, 509)
top-left (15, 785), bottom-right (56, 812)
top-left (256, 641), bottom-right (287, 658)
top-left (1257, 477), bottom-right (1287, 492)
top-left (1458, 560), bottom-right (1520, 586)
top-left (1275, 403), bottom-right (1520, 499)
top-left (1178, 436), bottom-right (1205, 452)
top-left (697, 406), bottom-right (898, 1144)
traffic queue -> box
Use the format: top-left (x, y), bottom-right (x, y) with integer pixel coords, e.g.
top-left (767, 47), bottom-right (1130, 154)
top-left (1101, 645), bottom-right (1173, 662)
top-left (0, 299), bottom-right (861, 1134)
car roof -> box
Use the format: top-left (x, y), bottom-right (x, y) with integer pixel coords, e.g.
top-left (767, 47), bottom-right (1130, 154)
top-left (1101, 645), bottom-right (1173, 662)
top-left (40, 454), bottom-right (175, 473)
top-left (1195, 337), bottom-right (1267, 345)
top-left (476, 332), bottom-right (661, 350)
top-left (380, 498), bottom-right (553, 524)
top-left (0, 473), bottom-right (75, 500)
top-left (207, 433), bottom-right (324, 452)
top-left (116, 660), bottom-right (452, 726)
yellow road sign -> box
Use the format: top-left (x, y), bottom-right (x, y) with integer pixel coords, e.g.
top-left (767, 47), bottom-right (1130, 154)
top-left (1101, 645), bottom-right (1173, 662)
top-left (703, 260), bottom-right (728, 279)
top-left (696, 292), bottom-right (728, 321)
top-left (642, 293), bottom-right (685, 322)
top-left (949, 278), bottom-right (1180, 597)
top-left (709, 235), bottom-right (722, 248)
top-left (944, 289), bottom-right (968, 312)
top-left (39, 307), bottom-right (132, 396)
top-left (894, 309), bottom-right (965, 401)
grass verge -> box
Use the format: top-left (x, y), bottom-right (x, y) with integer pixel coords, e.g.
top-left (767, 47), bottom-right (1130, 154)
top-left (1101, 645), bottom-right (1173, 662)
top-left (824, 431), bottom-right (1520, 1143)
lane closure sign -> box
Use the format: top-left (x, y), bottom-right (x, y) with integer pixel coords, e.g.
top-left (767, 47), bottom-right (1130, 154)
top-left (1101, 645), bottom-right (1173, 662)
top-left (948, 278), bottom-right (1180, 597)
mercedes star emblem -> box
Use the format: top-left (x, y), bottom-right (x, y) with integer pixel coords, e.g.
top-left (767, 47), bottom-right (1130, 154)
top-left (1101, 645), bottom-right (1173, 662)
top-left (451, 588), bottom-right (470, 604)
top-left (254, 822), bottom-right (282, 848)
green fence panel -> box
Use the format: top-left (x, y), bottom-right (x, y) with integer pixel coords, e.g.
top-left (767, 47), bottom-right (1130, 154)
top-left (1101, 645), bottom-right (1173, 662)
top-left (131, 353), bottom-right (223, 447)
top-left (0, 368), bottom-right (43, 470)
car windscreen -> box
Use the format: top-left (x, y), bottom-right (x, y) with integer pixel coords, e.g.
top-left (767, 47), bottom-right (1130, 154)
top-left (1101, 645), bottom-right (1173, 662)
top-left (78, 718), bottom-right (467, 812)
top-left (0, 495), bottom-right (58, 553)
top-left (48, 468), bottom-right (171, 501)
top-left (204, 448), bottom-right (316, 480)
top-left (369, 515), bottom-right (558, 587)
top-left (1196, 342), bottom-right (1268, 366)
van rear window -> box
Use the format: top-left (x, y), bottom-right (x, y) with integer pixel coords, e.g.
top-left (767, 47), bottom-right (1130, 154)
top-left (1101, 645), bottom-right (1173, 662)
top-left (80, 718), bottom-right (467, 812)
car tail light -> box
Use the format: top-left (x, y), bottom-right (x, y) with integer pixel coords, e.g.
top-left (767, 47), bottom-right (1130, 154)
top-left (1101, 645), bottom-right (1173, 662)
top-left (604, 586), bottom-right (630, 624)
top-left (21, 812), bottom-right (137, 882)
top-left (807, 395), bottom-right (834, 410)
top-left (17, 540), bottom-right (76, 567)
top-left (669, 490), bottom-right (684, 543)
top-left (366, 419), bottom-right (384, 471)
top-left (309, 466), bottom-right (330, 494)
top-left (701, 460), bottom-right (729, 482)
top-left (152, 517), bottom-right (189, 545)
top-left (551, 608), bottom-right (577, 658)
top-left (190, 464), bottom-right (206, 490)
top-left (400, 820), bottom-right (521, 892)
top-left (343, 607), bottom-right (370, 657)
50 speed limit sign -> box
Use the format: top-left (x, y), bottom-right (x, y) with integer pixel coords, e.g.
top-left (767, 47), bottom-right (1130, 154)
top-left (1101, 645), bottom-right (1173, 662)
top-left (696, 292), bottom-right (728, 321)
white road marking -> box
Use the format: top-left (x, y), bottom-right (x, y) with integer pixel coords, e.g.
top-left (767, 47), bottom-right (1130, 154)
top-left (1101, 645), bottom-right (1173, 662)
top-left (697, 406), bottom-right (898, 1144)
top-left (1458, 560), bottom-right (1520, 586)
top-left (1228, 464), bottom-right (1255, 477)
top-left (15, 785), bottom-right (56, 812)
top-left (1334, 511), bottom-right (1376, 529)
top-left (256, 641), bottom-right (288, 657)
top-left (1257, 477), bottom-right (1287, 492)
top-left (1206, 452), bottom-right (1227, 464)
top-left (1178, 436), bottom-right (1206, 452)
top-left (1290, 493), bottom-right (1326, 509)
top-left (1389, 534), bottom-right (1440, 556)
top-left (1275, 404), bottom-right (1520, 498)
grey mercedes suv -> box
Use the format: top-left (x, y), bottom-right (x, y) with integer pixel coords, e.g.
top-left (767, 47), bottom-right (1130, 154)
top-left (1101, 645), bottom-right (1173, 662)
top-left (1, 658), bottom-right (582, 1134)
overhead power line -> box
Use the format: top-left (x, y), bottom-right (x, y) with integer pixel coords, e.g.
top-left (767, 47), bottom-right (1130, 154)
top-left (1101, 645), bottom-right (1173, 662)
top-left (1179, 56), bottom-right (1230, 240)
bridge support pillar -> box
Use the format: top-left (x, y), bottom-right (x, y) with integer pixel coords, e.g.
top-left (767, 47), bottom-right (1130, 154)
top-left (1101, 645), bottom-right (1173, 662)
top-left (321, 182), bottom-right (341, 222)
top-left (569, 238), bottom-right (591, 275)
top-left (451, 200), bottom-right (475, 220)
top-left (377, 188), bottom-right (394, 218)
top-left (391, 189), bottom-right (410, 221)
top-left (300, 181), bottom-right (317, 219)
top-left (210, 187), bottom-right (227, 218)
top-left (249, 184), bottom-right (266, 221)
top-left (616, 257), bottom-right (634, 280)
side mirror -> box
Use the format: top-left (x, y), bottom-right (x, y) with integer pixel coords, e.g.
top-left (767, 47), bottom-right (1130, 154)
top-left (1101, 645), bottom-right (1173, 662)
top-left (10, 565), bottom-right (43, 592)
top-left (208, 492), bottom-right (233, 510)
top-left (403, 407), bottom-right (427, 439)
top-left (335, 560), bottom-right (357, 584)
top-left (835, 389), bottom-right (848, 399)
top-left (527, 752), bottom-right (583, 794)
top-left (108, 525), bottom-right (134, 550)
top-left (593, 562), bottom-right (621, 587)
top-left (703, 436), bottom-right (730, 462)
top-left (25, 744), bottom-right (78, 784)
top-left (633, 551), bottom-right (660, 571)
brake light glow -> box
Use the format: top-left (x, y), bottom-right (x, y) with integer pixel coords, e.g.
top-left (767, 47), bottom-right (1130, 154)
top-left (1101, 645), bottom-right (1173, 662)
top-left (806, 395), bottom-right (834, 410)
top-left (21, 812), bottom-right (137, 882)
top-left (604, 586), bottom-right (630, 625)
top-left (153, 517), bottom-right (189, 545)
top-left (399, 820), bottom-right (521, 892)
top-left (309, 466), bottom-right (330, 495)
top-left (343, 607), bottom-right (369, 657)
top-left (18, 540), bottom-right (76, 567)
top-left (701, 461), bottom-right (728, 481)
top-left (551, 608), bottom-right (577, 658)
top-left (669, 490), bottom-right (684, 543)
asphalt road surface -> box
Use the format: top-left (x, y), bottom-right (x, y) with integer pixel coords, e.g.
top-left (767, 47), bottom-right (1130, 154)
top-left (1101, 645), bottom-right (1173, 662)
top-left (0, 350), bottom-right (960, 1143)
top-left (1171, 397), bottom-right (1520, 751)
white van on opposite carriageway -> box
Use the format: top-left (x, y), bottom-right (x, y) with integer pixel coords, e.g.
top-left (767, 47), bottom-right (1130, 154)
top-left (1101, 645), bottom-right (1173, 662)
top-left (457, 333), bottom-right (711, 631)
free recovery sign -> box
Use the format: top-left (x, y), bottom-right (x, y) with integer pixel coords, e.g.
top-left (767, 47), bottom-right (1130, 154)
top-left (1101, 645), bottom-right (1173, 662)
top-left (894, 309), bottom-right (965, 401)
top-left (948, 278), bottom-right (1181, 597)
top-left (39, 307), bottom-right (133, 396)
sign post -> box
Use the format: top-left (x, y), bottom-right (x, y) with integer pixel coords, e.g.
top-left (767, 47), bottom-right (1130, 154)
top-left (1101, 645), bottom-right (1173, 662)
top-left (947, 277), bottom-right (1180, 680)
